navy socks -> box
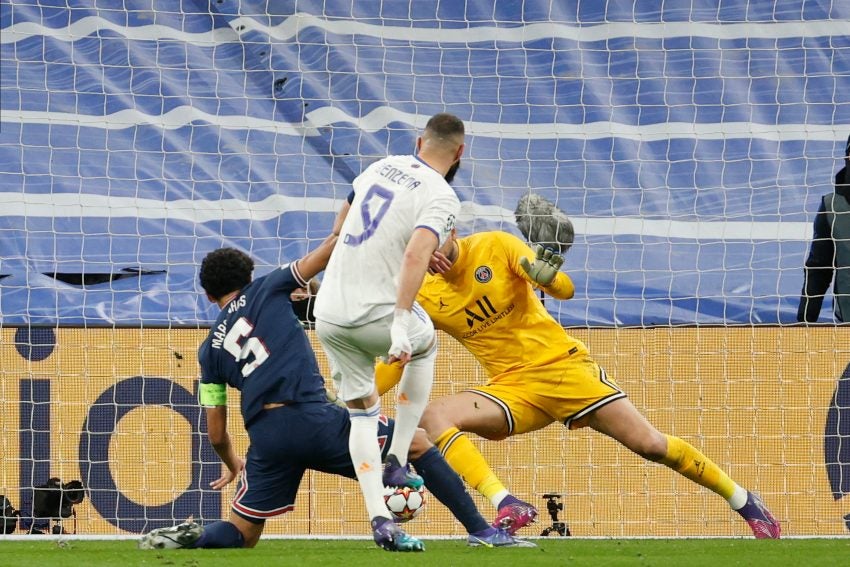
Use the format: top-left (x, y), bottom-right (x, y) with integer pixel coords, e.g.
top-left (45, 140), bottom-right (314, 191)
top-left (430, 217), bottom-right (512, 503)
top-left (192, 520), bottom-right (245, 548)
top-left (412, 446), bottom-right (490, 534)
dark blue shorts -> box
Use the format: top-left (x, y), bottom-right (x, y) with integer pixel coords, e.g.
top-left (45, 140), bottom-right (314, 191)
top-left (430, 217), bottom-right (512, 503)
top-left (231, 402), bottom-right (393, 522)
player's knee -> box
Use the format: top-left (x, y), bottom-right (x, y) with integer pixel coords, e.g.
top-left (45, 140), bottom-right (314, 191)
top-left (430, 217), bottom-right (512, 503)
top-left (408, 427), bottom-right (434, 459)
top-left (229, 514), bottom-right (264, 548)
top-left (419, 404), bottom-right (450, 439)
top-left (633, 433), bottom-right (668, 461)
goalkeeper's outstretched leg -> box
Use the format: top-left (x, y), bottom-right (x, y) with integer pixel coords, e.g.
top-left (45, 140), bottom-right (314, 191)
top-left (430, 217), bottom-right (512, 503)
top-left (586, 397), bottom-right (781, 539)
top-left (421, 390), bottom-right (780, 540)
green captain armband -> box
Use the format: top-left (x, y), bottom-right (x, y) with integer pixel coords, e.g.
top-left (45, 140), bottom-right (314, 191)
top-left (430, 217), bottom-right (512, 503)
top-left (199, 382), bottom-right (227, 406)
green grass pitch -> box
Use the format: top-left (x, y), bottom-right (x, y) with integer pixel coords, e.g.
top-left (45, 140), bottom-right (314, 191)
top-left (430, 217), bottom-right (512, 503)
top-left (0, 538), bottom-right (848, 567)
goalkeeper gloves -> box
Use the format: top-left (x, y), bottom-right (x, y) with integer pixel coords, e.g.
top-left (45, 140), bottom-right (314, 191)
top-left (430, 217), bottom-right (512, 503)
top-left (519, 244), bottom-right (564, 287)
top-left (388, 308), bottom-right (414, 364)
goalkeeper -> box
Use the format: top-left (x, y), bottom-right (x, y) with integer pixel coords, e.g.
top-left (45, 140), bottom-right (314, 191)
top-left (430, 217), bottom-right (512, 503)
top-left (376, 223), bottom-right (781, 539)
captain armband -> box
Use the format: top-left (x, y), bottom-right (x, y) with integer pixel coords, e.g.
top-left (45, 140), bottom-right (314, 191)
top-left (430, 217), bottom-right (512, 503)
top-left (199, 382), bottom-right (227, 406)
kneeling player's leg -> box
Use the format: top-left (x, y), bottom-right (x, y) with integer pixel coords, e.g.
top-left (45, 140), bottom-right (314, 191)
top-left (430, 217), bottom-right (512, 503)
top-left (227, 513), bottom-right (263, 548)
top-left (139, 515), bottom-right (256, 550)
top-left (220, 423), bottom-right (307, 545)
top-left (190, 515), bottom-right (255, 548)
top-left (409, 429), bottom-right (489, 535)
top-left (408, 429), bottom-right (535, 547)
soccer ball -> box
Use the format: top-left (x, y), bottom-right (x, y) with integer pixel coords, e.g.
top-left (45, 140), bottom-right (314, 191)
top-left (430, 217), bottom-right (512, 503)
top-left (383, 486), bottom-right (426, 522)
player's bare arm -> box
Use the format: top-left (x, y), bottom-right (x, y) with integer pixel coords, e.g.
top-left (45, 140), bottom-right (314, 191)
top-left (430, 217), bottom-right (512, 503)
top-left (396, 227), bottom-right (439, 311)
top-left (332, 198), bottom-right (352, 236)
top-left (289, 196), bottom-right (352, 283)
top-left (388, 227), bottom-right (439, 365)
top-left (204, 405), bottom-right (244, 490)
top-left (295, 232), bottom-right (339, 282)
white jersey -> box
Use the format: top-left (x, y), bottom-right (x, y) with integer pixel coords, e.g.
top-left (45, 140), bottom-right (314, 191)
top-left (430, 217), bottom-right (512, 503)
top-left (314, 154), bottom-right (460, 326)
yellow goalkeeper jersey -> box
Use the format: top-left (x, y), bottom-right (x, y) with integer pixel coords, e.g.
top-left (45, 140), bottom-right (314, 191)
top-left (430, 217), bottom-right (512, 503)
top-left (416, 231), bottom-right (585, 378)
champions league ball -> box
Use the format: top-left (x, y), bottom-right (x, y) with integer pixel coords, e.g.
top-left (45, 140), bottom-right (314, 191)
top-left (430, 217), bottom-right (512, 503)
top-left (383, 486), bottom-right (426, 522)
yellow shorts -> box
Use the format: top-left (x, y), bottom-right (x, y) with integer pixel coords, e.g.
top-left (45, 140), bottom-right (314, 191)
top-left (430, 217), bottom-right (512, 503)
top-left (467, 353), bottom-right (626, 437)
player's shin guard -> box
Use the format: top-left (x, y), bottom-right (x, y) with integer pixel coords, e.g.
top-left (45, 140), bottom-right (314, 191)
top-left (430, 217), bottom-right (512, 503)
top-left (434, 427), bottom-right (508, 504)
top-left (349, 403), bottom-right (391, 521)
top-left (412, 446), bottom-right (490, 534)
top-left (387, 355), bottom-right (434, 466)
top-left (659, 434), bottom-right (738, 501)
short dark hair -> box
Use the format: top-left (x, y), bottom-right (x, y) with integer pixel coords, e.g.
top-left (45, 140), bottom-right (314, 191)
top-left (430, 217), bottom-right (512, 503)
top-left (845, 133), bottom-right (850, 156)
top-left (424, 112), bottom-right (465, 142)
top-left (199, 248), bottom-right (254, 300)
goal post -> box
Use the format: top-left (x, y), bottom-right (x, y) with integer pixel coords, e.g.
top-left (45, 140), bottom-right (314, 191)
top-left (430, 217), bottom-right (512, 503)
top-left (2, 0), bottom-right (850, 537)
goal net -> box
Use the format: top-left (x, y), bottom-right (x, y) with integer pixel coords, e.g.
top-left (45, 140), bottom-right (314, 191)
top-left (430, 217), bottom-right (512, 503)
top-left (2, 0), bottom-right (850, 537)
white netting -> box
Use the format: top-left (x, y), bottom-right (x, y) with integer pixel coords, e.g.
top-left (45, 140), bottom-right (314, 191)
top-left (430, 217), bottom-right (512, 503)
top-left (1, 0), bottom-right (850, 537)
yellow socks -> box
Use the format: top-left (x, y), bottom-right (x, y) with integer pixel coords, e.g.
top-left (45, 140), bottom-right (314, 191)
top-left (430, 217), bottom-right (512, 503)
top-left (434, 427), bottom-right (507, 505)
top-left (659, 434), bottom-right (739, 502)
top-left (375, 361), bottom-right (404, 396)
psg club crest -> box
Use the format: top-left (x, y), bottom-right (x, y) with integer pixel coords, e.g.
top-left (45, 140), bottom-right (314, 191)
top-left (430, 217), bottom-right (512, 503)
top-left (474, 266), bottom-right (492, 283)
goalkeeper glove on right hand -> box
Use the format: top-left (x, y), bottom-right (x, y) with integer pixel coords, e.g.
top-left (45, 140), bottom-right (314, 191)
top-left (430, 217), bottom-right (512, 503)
top-left (388, 308), bottom-right (414, 364)
top-left (519, 244), bottom-right (564, 287)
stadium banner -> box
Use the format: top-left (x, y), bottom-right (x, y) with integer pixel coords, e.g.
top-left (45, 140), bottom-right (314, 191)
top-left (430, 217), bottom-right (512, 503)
top-left (1, 326), bottom-right (849, 537)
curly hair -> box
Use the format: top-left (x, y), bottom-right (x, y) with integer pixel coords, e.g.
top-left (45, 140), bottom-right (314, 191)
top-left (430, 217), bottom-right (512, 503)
top-left (199, 248), bottom-right (254, 300)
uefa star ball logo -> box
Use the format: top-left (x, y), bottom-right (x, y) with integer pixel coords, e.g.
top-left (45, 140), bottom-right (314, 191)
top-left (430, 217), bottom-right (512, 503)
top-left (475, 266), bottom-right (492, 283)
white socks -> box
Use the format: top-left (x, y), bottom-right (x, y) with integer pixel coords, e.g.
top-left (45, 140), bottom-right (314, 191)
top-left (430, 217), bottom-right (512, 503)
top-left (349, 402), bottom-right (390, 520)
top-left (387, 354), bottom-right (435, 465)
top-left (728, 484), bottom-right (748, 510)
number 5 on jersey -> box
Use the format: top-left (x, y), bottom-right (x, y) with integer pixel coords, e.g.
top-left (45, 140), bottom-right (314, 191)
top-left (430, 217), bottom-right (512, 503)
top-left (223, 317), bottom-right (269, 377)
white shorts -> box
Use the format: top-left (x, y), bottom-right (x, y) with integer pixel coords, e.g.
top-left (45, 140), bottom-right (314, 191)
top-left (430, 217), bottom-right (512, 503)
top-left (315, 304), bottom-right (436, 401)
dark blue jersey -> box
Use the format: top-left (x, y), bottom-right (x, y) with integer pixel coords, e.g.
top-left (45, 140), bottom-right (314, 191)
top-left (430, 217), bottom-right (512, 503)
top-left (198, 263), bottom-right (326, 426)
